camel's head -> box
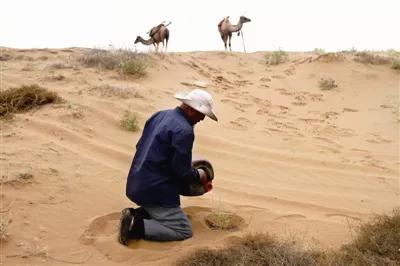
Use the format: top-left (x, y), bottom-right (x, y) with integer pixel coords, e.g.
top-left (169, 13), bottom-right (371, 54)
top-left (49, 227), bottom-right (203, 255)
top-left (134, 36), bottom-right (141, 44)
top-left (240, 16), bottom-right (251, 24)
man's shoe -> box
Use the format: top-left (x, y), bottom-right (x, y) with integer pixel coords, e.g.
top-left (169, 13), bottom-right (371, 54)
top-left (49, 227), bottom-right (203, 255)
top-left (118, 208), bottom-right (135, 245)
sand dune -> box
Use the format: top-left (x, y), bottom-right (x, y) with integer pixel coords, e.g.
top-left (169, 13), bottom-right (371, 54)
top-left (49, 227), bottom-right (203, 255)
top-left (1, 48), bottom-right (399, 265)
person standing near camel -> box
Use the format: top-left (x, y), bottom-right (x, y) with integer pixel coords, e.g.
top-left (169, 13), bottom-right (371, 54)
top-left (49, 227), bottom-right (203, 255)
top-left (118, 88), bottom-right (217, 245)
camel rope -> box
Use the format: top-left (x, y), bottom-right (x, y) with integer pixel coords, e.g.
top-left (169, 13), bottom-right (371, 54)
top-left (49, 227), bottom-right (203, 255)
top-left (241, 30), bottom-right (246, 53)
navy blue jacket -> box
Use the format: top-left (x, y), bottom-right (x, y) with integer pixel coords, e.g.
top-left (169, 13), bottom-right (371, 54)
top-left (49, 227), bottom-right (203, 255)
top-left (126, 107), bottom-right (200, 207)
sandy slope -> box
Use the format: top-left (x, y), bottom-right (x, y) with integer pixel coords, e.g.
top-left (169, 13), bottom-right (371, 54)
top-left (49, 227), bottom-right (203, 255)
top-left (1, 48), bottom-right (399, 265)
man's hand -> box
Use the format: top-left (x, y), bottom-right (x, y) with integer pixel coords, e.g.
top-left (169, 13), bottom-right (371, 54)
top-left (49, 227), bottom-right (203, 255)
top-left (197, 168), bottom-right (213, 193)
top-left (197, 168), bottom-right (208, 183)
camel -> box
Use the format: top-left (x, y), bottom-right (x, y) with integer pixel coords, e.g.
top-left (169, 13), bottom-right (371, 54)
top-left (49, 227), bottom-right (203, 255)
top-left (134, 24), bottom-right (169, 52)
top-left (218, 16), bottom-right (251, 51)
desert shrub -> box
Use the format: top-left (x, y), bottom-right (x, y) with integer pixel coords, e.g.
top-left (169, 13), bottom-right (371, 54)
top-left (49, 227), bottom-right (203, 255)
top-left (120, 110), bottom-right (139, 131)
top-left (79, 49), bottom-right (120, 70)
top-left (326, 208), bottom-right (400, 265)
top-left (354, 52), bottom-right (391, 65)
top-left (313, 52), bottom-right (345, 63)
top-left (391, 59), bottom-right (400, 70)
top-left (387, 49), bottom-right (400, 57)
top-left (0, 53), bottom-right (13, 61)
top-left (313, 48), bottom-right (325, 55)
top-left (89, 85), bottom-right (142, 98)
top-left (341, 47), bottom-right (357, 54)
top-left (265, 50), bottom-right (288, 65)
top-left (0, 216), bottom-right (11, 241)
top-left (319, 78), bottom-right (338, 90)
top-left (205, 211), bottom-right (242, 231)
top-left (178, 209), bottom-right (400, 266)
top-left (46, 62), bottom-right (71, 69)
top-left (0, 84), bottom-right (62, 118)
top-left (206, 212), bottom-right (232, 230)
top-left (79, 48), bottom-right (148, 77)
top-left (121, 58), bottom-right (147, 77)
top-left (177, 233), bottom-right (320, 266)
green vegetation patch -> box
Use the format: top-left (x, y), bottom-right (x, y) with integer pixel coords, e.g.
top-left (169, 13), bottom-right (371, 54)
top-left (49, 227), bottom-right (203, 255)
top-left (120, 110), bottom-right (139, 132)
top-left (391, 59), bottom-right (400, 70)
top-left (265, 50), bottom-right (288, 65)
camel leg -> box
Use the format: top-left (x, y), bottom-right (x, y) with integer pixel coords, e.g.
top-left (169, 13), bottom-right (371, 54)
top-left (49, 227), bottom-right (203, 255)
top-left (228, 33), bottom-right (232, 51)
top-left (223, 35), bottom-right (228, 50)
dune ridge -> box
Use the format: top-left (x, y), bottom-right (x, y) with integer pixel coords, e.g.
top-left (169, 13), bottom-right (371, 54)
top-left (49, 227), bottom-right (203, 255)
top-left (1, 48), bottom-right (398, 265)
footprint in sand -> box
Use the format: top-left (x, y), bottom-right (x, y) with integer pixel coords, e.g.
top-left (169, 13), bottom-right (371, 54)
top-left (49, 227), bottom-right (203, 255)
top-left (80, 212), bottom-right (121, 245)
top-left (291, 101), bottom-right (307, 106)
top-left (343, 107), bottom-right (358, 113)
top-left (274, 214), bottom-right (307, 221)
top-left (227, 71), bottom-right (242, 78)
top-left (366, 134), bottom-right (392, 144)
top-left (271, 75), bottom-right (286, 79)
top-left (229, 120), bottom-right (247, 130)
top-left (259, 84), bottom-right (270, 89)
top-left (229, 117), bottom-right (255, 130)
top-left (259, 77), bottom-right (271, 82)
top-left (284, 66), bottom-right (296, 76)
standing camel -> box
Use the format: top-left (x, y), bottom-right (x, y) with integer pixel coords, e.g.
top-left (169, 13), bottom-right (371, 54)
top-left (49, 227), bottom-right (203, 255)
top-left (134, 23), bottom-right (170, 52)
top-left (218, 16), bottom-right (251, 51)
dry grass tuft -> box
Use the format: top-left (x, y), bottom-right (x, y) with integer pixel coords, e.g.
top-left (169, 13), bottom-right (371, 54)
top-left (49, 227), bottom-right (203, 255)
top-left (313, 48), bottom-right (325, 55)
top-left (313, 52), bottom-right (345, 63)
top-left (319, 78), bottom-right (338, 90)
top-left (0, 216), bottom-right (11, 241)
top-left (0, 53), bottom-right (13, 61)
top-left (121, 57), bottom-right (147, 77)
top-left (328, 208), bottom-right (400, 265)
top-left (205, 212), bottom-right (244, 231)
top-left (78, 48), bottom-right (149, 77)
top-left (0, 84), bottom-right (62, 118)
top-left (46, 62), bottom-right (72, 70)
top-left (391, 59), bottom-right (400, 70)
top-left (265, 50), bottom-right (288, 65)
top-left (0, 172), bottom-right (35, 186)
top-left (178, 209), bottom-right (400, 266)
top-left (177, 233), bottom-right (320, 266)
top-left (353, 52), bottom-right (392, 65)
top-left (88, 84), bottom-right (142, 98)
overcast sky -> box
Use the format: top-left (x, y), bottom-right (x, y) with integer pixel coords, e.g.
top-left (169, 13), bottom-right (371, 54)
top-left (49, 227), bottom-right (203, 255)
top-left (1, 0), bottom-right (399, 52)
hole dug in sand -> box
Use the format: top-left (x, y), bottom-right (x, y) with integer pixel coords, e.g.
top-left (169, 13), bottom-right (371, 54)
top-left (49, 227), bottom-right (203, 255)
top-left (204, 212), bottom-right (245, 231)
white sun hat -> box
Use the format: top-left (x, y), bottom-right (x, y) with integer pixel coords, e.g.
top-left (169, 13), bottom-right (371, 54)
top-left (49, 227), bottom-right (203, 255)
top-left (174, 89), bottom-right (218, 121)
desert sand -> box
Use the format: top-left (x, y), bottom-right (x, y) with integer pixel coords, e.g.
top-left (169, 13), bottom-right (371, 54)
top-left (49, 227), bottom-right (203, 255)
top-left (1, 48), bottom-right (399, 265)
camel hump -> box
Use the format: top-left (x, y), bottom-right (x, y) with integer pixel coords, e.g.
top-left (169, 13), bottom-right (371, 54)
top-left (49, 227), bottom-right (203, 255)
top-left (149, 24), bottom-right (165, 37)
top-left (218, 19), bottom-right (224, 28)
top-left (217, 16), bottom-right (229, 29)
